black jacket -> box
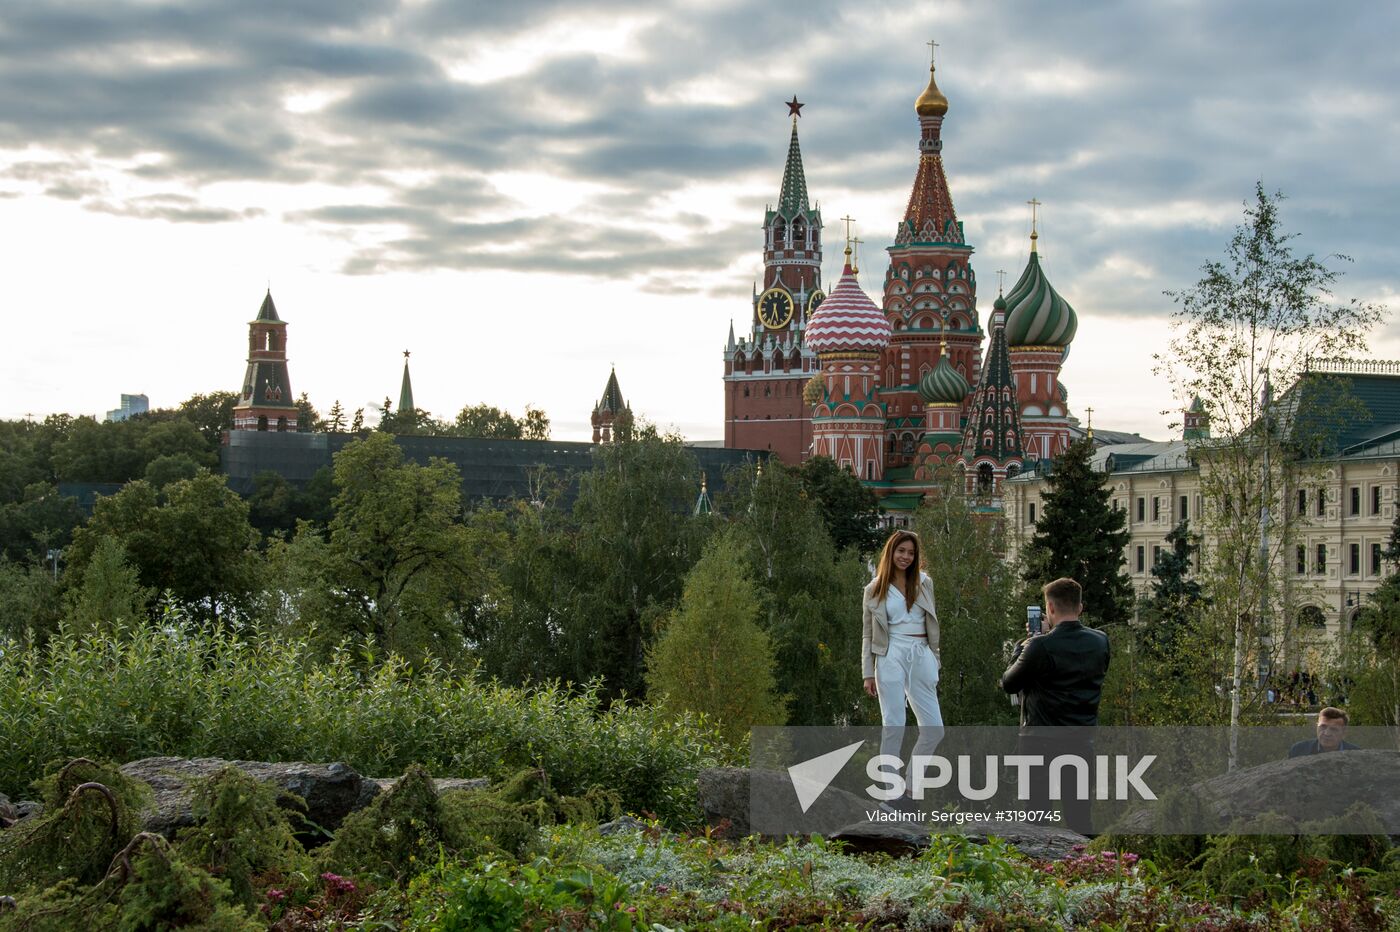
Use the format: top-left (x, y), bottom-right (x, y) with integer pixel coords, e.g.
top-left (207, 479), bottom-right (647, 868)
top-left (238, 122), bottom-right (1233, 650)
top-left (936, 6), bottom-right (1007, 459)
top-left (1000, 619), bottom-right (1111, 728)
top-left (1287, 738), bottom-right (1359, 757)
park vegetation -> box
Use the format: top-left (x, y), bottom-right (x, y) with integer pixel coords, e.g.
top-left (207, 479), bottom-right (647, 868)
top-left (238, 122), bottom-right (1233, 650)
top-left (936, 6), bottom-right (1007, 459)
top-left (0, 186), bottom-right (1397, 927)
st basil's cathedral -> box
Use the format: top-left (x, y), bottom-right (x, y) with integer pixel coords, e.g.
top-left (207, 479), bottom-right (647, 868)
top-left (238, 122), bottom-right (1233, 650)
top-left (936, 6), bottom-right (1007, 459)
top-left (723, 58), bottom-right (1081, 518)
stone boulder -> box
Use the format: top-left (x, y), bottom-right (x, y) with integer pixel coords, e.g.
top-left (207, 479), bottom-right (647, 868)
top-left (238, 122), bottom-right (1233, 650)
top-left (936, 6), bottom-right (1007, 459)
top-left (120, 757), bottom-right (381, 838)
top-left (697, 766), bottom-right (1087, 860)
top-left (1108, 749), bottom-right (1400, 835)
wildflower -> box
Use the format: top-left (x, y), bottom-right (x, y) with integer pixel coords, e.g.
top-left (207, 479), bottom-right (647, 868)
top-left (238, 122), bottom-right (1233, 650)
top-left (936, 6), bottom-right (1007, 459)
top-left (1070, 844), bottom-right (1086, 853)
top-left (266, 889), bottom-right (286, 903)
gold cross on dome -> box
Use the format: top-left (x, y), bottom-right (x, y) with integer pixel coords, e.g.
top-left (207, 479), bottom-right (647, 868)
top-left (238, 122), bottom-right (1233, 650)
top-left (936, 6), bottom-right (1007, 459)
top-left (927, 39), bottom-right (939, 67)
top-left (852, 236), bottom-right (864, 272)
top-left (1027, 198), bottom-right (1041, 235)
top-left (996, 269), bottom-right (1007, 292)
top-left (840, 215), bottom-right (856, 255)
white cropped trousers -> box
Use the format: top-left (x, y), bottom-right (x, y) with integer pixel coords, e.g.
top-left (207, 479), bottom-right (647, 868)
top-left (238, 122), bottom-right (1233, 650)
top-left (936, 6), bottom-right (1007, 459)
top-left (875, 633), bottom-right (945, 766)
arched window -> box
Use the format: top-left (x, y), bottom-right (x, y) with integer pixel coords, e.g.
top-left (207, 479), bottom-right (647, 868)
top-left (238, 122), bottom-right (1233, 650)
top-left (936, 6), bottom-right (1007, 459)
top-left (977, 463), bottom-right (994, 495)
top-left (1298, 606), bottom-right (1327, 628)
top-left (276, 417), bottom-right (288, 432)
top-left (901, 432), bottom-right (915, 455)
top-left (257, 416), bottom-right (268, 431)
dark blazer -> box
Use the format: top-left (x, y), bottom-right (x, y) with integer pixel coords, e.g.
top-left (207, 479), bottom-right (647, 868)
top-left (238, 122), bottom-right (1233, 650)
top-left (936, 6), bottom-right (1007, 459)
top-left (1288, 738), bottom-right (1359, 758)
top-left (1000, 619), bottom-right (1110, 728)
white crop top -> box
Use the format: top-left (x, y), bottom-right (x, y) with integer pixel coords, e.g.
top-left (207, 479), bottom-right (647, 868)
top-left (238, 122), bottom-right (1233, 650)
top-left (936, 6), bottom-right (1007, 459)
top-left (884, 584), bottom-right (927, 637)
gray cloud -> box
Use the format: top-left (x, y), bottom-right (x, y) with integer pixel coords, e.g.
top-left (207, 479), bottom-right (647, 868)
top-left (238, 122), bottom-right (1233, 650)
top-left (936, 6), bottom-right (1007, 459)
top-left (0, 0), bottom-right (1395, 313)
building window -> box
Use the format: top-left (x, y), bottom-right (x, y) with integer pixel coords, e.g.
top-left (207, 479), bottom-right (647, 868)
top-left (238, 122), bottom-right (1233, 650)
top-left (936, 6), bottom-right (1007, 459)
top-left (1152, 545), bottom-right (1162, 566)
top-left (1315, 544), bottom-right (1326, 573)
top-left (1317, 490), bottom-right (1326, 517)
top-left (1297, 489), bottom-right (1307, 516)
top-left (1136, 497), bottom-right (1145, 522)
top-left (1296, 545), bottom-right (1306, 575)
top-left (1136, 546), bottom-right (1145, 573)
top-left (1299, 606), bottom-right (1327, 628)
top-left (1350, 487), bottom-right (1361, 516)
top-left (1373, 486), bottom-right (1382, 515)
top-left (1349, 543), bottom-right (1361, 575)
top-left (1180, 495), bottom-right (1189, 521)
top-left (1152, 497), bottom-right (1161, 521)
top-left (1372, 543), bottom-right (1383, 576)
top-left (1029, 502), bottom-right (1036, 523)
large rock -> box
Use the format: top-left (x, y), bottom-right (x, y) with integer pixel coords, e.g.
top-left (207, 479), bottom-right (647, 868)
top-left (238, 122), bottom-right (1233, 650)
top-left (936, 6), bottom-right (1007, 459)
top-left (120, 757), bottom-right (381, 838)
top-left (697, 767), bottom-right (1088, 860)
top-left (1108, 749), bottom-right (1400, 835)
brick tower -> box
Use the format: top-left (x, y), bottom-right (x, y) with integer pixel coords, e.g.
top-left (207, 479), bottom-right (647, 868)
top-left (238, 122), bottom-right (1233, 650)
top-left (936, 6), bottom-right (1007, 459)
top-left (880, 55), bottom-right (981, 472)
top-left (723, 98), bottom-right (824, 461)
top-left (960, 291), bottom-right (1025, 497)
top-left (232, 290), bottom-right (298, 432)
top-left (592, 368), bottom-right (631, 443)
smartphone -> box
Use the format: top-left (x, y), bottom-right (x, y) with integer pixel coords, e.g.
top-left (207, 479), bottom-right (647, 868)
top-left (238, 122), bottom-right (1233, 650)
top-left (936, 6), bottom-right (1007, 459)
top-left (1026, 605), bottom-right (1043, 635)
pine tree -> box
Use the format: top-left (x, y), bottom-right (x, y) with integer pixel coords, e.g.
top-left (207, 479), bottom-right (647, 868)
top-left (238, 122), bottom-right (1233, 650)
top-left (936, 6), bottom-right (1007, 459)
top-left (646, 531), bottom-right (788, 745)
top-left (350, 408), bottom-right (365, 433)
top-left (327, 400), bottom-right (346, 433)
top-left (65, 537), bottom-right (154, 635)
top-left (1022, 437), bottom-right (1134, 627)
top-left (1141, 519), bottom-right (1207, 647)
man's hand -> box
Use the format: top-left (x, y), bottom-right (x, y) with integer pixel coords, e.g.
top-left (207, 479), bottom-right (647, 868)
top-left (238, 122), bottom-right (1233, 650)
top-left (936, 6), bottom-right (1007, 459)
top-left (863, 677), bottom-right (878, 697)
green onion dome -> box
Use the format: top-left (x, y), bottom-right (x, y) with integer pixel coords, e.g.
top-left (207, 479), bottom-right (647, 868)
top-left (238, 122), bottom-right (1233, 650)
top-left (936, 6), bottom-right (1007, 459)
top-left (1004, 245), bottom-right (1077, 347)
top-left (918, 346), bottom-right (969, 404)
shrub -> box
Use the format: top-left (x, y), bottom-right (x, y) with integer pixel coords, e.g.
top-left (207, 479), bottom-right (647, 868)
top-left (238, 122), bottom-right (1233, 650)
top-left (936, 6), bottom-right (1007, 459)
top-left (0, 623), bottom-right (730, 826)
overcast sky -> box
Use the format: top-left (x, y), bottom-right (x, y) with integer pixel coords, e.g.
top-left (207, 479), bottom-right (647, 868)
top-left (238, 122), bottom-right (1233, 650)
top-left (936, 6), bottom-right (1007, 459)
top-left (3, 0), bottom-right (1397, 441)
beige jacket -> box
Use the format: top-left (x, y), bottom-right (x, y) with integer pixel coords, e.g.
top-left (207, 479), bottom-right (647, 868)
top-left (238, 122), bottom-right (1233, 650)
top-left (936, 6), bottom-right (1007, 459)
top-left (861, 572), bottom-right (940, 678)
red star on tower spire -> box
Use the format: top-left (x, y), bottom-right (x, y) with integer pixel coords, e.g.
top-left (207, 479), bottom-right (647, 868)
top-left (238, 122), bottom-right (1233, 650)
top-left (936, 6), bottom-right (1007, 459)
top-left (786, 96), bottom-right (804, 118)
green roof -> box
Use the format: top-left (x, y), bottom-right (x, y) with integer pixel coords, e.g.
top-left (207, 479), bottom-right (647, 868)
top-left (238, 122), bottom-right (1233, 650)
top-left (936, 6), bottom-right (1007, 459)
top-left (776, 121), bottom-right (811, 219)
top-left (880, 493), bottom-right (924, 512)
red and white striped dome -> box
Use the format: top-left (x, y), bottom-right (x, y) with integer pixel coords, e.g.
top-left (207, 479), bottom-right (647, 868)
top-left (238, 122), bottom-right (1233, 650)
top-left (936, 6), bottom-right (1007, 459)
top-left (804, 266), bottom-right (891, 355)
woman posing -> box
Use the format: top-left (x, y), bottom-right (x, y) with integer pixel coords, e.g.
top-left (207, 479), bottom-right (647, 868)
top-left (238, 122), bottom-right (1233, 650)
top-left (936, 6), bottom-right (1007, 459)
top-left (862, 530), bottom-right (943, 752)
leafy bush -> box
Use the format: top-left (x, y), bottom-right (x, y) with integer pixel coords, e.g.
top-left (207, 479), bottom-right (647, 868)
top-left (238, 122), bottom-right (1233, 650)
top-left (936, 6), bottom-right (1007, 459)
top-left (0, 623), bottom-right (730, 826)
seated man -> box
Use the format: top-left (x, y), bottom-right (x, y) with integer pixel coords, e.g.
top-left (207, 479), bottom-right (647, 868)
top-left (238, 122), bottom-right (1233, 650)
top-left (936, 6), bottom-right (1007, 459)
top-left (1288, 706), bottom-right (1359, 757)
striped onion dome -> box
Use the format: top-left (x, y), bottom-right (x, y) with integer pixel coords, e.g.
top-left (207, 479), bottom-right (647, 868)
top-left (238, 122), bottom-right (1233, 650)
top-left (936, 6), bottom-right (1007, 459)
top-left (804, 264), bottom-right (891, 356)
top-left (1004, 246), bottom-right (1077, 347)
top-left (919, 346), bottom-right (969, 404)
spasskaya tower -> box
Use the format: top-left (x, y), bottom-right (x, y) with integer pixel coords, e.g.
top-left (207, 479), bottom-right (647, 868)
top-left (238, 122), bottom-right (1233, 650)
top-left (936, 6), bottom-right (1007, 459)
top-left (722, 97), bottom-right (824, 462)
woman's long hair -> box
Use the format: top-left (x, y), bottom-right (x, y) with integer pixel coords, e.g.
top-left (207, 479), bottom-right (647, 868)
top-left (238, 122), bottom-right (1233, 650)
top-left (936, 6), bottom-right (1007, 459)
top-left (872, 529), bottom-right (922, 607)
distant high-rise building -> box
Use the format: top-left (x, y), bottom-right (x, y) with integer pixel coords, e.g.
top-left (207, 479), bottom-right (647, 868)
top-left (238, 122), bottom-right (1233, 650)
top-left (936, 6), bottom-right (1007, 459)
top-left (105, 393), bottom-right (149, 422)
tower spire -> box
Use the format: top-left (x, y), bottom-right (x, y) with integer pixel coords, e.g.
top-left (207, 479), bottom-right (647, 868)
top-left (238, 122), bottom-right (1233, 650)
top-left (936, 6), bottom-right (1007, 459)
top-left (398, 350), bottom-right (414, 413)
top-left (777, 101), bottom-right (811, 218)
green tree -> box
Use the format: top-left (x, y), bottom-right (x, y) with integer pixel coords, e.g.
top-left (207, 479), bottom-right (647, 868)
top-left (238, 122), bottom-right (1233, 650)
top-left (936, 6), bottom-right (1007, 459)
top-left (0, 482), bottom-right (83, 564)
top-left (451, 403), bottom-right (549, 439)
top-left (795, 455), bottom-right (882, 555)
top-left (723, 460), bottom-right (871, 727)
top-left (143, 453), bottom-right (202, 489)
top-left (288, 433), bottom-right (478, 660)
top-left (1344, 574), bottom-right (1400, 727)
top-left (1382, 512), bottom-right (1400, 565)
top-left (1022, 437), bottom-right (1134, 628)
top-left (295, 392), bottom-right (324, 432)
top-left (913, 482), bottom-right (1022, 725)
top-left (1155, 184), bottom-right (1385, 744)
top-left (326, 400), bottom-right (347, 433)
top-left (646, 531), bottom-right (788, 746)
top-left (64, 537), bottom-right (153, 635)
top-left (178, 391), bottom-right (239, 446)
top-left (1101, 521), bottom-right (1221, 725)
top-left (65, 473), bottom-right (261, 623)
top-left (350, 408), bottom-right (366, 433)
top-left (568, 425), bottom-right (707, 697)
top-left (0, 557), bottom-right (62, 644)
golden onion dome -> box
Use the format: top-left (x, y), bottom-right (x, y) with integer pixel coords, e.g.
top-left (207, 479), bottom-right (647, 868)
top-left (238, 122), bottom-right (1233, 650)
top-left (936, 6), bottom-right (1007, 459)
top-left (915, 64), bottom-right (949, 117)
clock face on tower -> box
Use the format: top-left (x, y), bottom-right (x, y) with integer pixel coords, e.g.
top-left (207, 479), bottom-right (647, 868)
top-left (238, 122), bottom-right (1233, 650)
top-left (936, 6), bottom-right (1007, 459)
top-left (807, 289), bottom-right (826, 315)
top-left (758, 287), bottom-right (795, 330)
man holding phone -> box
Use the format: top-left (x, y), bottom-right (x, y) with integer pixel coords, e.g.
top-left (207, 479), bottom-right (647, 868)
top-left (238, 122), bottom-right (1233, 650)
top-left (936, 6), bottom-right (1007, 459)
top-left (1000, 578), bottom-right (1111, 834)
